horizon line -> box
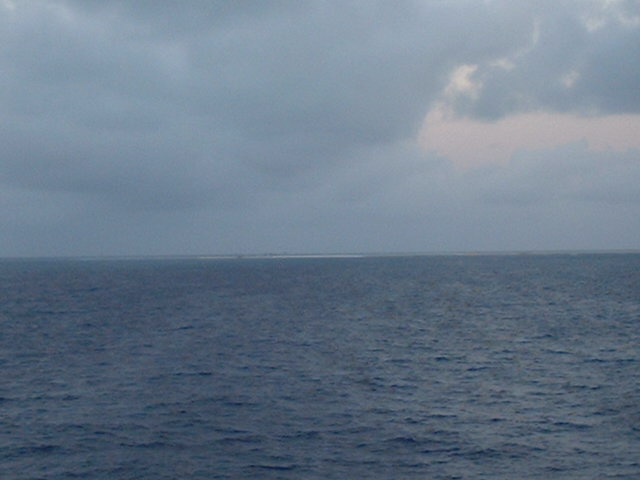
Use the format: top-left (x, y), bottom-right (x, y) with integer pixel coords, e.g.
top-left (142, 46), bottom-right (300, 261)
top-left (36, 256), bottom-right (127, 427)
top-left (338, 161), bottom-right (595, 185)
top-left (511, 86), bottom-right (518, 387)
top-left (2, 248), bottom-right (640, 261)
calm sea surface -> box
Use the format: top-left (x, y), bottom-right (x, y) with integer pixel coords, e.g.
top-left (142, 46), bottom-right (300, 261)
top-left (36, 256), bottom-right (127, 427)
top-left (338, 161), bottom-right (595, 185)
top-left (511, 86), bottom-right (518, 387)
top-left (1, 254), bottom-right (639, 479)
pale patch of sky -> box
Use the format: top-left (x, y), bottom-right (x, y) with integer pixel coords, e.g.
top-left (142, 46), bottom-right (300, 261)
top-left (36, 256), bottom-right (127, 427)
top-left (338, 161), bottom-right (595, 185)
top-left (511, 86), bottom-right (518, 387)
top-left (444, 64), bottom-right (481, 99)
top-left (561, 70), bottom-right (580, 88)
top-left (420, 109), bottom-right (640, 169)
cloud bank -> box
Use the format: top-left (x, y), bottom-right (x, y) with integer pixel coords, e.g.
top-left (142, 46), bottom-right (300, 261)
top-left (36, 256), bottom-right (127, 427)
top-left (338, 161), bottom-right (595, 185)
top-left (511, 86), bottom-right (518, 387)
top-left (1, 0), bottom-right (639, 255)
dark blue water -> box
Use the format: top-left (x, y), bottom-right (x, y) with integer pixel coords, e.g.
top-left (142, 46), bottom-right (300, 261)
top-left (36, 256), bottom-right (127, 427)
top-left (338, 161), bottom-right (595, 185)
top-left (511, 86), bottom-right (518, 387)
top-left (1, 254), bottom-right (639, 479)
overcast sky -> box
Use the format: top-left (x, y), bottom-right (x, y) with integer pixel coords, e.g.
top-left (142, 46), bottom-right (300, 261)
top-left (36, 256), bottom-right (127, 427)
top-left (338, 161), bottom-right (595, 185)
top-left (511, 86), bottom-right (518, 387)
top-left (2, 0), bottom-right (639, 256)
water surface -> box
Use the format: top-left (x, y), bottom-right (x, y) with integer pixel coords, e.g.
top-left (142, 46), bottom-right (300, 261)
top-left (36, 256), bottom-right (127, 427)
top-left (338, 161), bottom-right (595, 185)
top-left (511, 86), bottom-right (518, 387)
top-left (1, 254), bottom-right (639, 479)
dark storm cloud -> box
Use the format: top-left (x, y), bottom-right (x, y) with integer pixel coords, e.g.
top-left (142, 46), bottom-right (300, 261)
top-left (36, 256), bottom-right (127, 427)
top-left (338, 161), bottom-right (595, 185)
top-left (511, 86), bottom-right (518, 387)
top-left (0, 0), bottom-right (536, 205)
top-left (1, 0), bottom-right (639, 255)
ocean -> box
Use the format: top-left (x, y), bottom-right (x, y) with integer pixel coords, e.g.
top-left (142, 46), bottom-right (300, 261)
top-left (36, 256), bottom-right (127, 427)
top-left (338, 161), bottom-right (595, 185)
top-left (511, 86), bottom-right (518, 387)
top-left (1, 254), bottom-right (639, 479)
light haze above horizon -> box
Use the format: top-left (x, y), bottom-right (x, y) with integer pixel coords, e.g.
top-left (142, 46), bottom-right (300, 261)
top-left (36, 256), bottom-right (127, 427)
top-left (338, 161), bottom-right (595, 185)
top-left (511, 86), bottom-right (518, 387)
top-left (2, 0), bottom-right (639, 257)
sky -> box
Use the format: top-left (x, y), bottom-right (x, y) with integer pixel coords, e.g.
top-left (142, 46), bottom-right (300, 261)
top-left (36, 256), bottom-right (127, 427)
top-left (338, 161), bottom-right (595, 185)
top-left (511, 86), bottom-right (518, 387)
top-left (1, 0), bottom-right (640, 256)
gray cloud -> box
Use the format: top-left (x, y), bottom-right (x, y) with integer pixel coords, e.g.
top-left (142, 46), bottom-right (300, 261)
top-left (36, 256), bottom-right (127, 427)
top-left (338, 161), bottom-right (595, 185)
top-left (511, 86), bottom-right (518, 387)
top-left (1, 1), bottom-right (532, 182)
top-left (459, 0), bottom-right (640, 118)
top-left (1, 0), bottom-right (639, 255)
top-left (469, 141), bottom-right (640, 205)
